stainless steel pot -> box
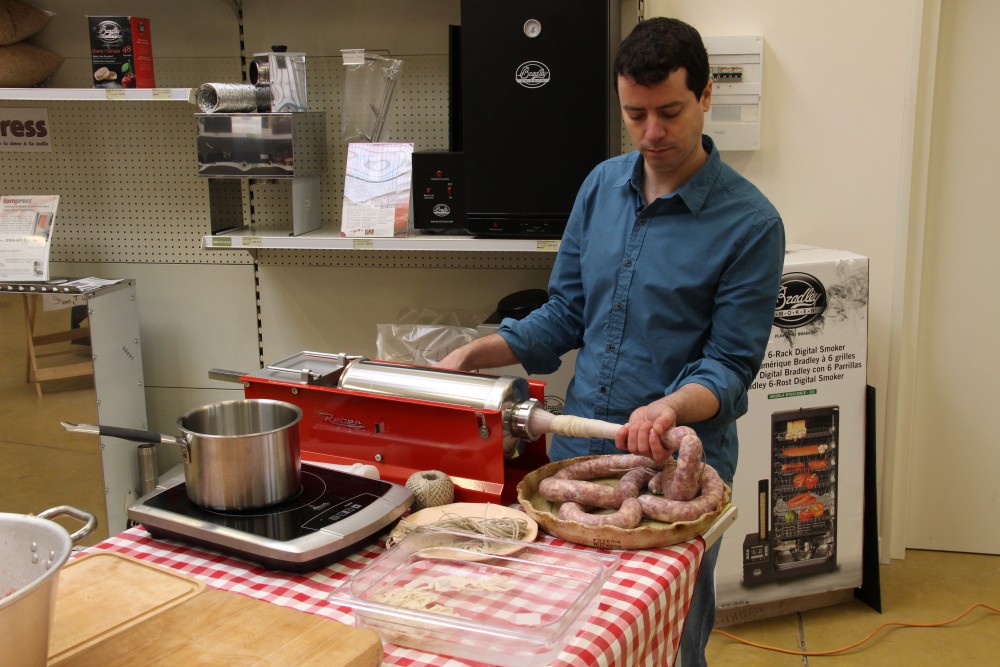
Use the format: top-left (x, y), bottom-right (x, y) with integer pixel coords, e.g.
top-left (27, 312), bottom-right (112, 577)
top-left (0, 506), bottom-right (97, 667)
top-left (61, 398), bottom-right (303, 511)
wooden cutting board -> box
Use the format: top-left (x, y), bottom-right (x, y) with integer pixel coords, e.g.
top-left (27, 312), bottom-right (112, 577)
top-left (49, 553), bottom-right (383, 667)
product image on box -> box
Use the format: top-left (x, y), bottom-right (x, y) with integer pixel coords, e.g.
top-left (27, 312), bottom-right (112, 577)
top-left (744, 406), bottom-right (839, 586)
top-left (88, 16), bottom-right (155, 88)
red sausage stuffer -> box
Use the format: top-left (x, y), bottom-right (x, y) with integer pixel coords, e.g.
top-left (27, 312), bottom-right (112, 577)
top-left (212, 351), bottom-right (552, 505)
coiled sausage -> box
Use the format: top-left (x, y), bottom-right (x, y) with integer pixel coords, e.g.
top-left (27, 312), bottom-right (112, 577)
top-left (551, 454), bottom-right (657, 480)
top-left (665, 432), bottom-right (704, 501)
top-left (558, 497), bottom-right (644, 528)
top-left (538, 477), bottom-right (624, 509)
top-left (638, 464), bottom-right (725, 522)
top-left (618, 466), bottom-right (657, 499)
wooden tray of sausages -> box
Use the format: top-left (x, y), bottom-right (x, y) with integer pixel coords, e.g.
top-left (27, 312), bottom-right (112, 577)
top-left (517, 456), bottom-right (731, 550)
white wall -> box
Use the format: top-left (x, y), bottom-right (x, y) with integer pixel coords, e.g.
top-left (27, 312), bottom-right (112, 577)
top-left (648, 0), bottom-right (920, 558)
top-left (900, 0), bottom-right (1000, 554)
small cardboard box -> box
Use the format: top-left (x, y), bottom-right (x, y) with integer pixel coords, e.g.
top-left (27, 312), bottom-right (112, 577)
top-left (88, 16), bottom-right (155, 88)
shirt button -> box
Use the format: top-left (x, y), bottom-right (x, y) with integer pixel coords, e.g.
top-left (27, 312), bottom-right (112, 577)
top-left (599, 386), bottom-right (607, 393)
top-left (615, 302), bottom-right (623, 310)
top-left (608, 344), bottom-right (615, 352)
top-left (639, 219), bottom-right (646, 226)
top-left (624, 259), bottom-right (633, 267)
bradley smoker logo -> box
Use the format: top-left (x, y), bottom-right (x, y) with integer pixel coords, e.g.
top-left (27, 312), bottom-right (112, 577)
top-left (773, 272), bottom-right (827, 329)
top-left (515, 61), bottom-right (550, 89)
top-left (432, 203), bottom-right (451, 218)
top-left (95, 20), bottom-right (124, 44)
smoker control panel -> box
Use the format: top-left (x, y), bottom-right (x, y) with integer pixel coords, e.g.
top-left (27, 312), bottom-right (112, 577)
top-left (412, 151), bottom-right (467, 233)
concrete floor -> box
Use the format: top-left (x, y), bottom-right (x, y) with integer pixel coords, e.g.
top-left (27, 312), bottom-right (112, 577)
top-left (707, 549), bottom-right (1000, 664)
top-left (4, 293), bottom-right (998, 662)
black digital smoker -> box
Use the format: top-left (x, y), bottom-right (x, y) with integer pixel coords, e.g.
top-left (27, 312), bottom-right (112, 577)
top-left (422, 0), bottom-right (622, 238)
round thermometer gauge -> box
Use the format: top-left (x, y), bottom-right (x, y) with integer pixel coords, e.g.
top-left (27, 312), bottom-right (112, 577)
top-left (523, 19), bottom-right (542, 38)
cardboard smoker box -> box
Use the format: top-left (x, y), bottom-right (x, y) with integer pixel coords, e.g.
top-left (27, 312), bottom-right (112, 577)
top-left (88, 16), bottom-right (155, 88)
top-left (716, 245), bottom-right (869, 625)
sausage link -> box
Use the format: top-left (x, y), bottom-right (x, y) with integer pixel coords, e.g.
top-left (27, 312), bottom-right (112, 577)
top-left (559, 497), bottom-right (644, 528)
top-left (539, 477), bottom-right (624, 509)
top-left (647, 463), bottom-right (677, 495)
top-left (638, 464), bottom-right (725, 522)
top-left (666, 433), bottom-right (705, 501)
top-left (552, 454), bottom-right (656, 481)
top-left (618, 466), bottom-right (657, 499)
top-left (662, 426), bottom-right (697, 456)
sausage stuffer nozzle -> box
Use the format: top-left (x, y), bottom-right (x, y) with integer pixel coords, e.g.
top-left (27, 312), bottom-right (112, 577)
top-left (511, 399), bottom-right (624, 442)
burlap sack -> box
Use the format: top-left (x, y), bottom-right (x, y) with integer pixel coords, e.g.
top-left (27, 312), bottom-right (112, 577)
top-left (0, 42), bottom-right (63, 86)
top-left (0, 0), bottom-right (54, 46)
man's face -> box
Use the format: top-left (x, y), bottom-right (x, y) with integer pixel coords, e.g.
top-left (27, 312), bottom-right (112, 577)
top-left (618, 68), bottom-right (712, 181)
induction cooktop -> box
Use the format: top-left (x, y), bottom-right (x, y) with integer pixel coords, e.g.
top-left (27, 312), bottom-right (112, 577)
top-left (127, 463), bottom-right (413, 572)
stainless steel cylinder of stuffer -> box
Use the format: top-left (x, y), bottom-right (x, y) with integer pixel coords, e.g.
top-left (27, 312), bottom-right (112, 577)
top-left (336, 359), bottom-right (536, 456)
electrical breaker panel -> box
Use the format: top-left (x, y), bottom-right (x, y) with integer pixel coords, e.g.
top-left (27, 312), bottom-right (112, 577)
top-left (703, 35), bottom-right (764, 151)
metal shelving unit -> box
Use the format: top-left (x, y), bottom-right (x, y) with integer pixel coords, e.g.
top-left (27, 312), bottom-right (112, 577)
top-left (0, 88), bottom-right (193, 102)
top-left (202, 229), bottom-right (561, 252)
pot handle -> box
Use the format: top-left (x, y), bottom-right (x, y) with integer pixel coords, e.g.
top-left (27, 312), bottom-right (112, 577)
top-left (60, 421), bottom-right (191, 462)
top-left (36, 505), bottom-right (98, 544)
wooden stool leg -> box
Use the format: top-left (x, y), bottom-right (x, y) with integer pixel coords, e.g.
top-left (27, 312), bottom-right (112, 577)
top-left (24, 295), bottom-right (42, 396)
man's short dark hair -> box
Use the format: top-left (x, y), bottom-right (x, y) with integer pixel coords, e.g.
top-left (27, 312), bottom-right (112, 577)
top-left (613, 17), bottom-right (710, 99)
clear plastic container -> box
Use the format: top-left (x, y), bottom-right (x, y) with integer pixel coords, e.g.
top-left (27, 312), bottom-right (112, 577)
top-left (329, 529), bottom-right (619, 666)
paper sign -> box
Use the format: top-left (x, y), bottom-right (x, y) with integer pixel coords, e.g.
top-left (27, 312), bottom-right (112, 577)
top-left (340, 142), bottom-right (413, 238)
top-left (0, 108), bottom-right (52, 152)
top-left (0, 195), bottom-right (60, 281)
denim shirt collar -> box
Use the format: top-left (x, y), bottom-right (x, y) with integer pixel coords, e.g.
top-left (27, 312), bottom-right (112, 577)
top-left (617, 135), bottom-right (722, 216)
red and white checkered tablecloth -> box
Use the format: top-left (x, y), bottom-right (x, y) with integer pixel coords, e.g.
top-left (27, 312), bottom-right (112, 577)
top-left (84, 527), bottom-right (705, 667)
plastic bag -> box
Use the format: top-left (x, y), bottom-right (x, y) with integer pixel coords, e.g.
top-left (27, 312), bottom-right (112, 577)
top-left (340, 50), bottom-right (403, 143)
top-left (376, 308), bottom-right (481, 365)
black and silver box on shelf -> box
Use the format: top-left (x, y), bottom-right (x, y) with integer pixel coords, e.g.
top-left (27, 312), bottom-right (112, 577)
top-left (412, 150), bottom-right (467, 234)
top-left (195, 112), bottom-right (326, 236)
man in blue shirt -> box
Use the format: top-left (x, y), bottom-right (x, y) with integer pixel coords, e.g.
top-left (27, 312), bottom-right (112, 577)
top-left (438, 17), bottom-right (784, 666)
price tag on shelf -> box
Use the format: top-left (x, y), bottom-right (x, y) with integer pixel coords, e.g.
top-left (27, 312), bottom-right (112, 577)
top-left (535, 240), bottom-right (560, 252)
top-left (105, 89), bottom-right (127, 101)
top-left (352, 238), bottom-right (375, 249)
top-left (151, 89), bottom-right (173, 100)
top-left (243, 236), bottom-right (262, 247)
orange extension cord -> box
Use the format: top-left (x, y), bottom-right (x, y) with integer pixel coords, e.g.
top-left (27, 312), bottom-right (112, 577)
top-left (711, 602), bottom-right (1000, 656)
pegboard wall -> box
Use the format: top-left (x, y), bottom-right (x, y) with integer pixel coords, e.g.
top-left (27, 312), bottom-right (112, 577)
top-left (1, 6), bottom-right (633, 274)
top-left (1, 58), bottom-right (251, 266)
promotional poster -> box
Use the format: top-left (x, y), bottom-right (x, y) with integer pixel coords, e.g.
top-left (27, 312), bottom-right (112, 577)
top-left (716, 246), bottom-right (870, 615)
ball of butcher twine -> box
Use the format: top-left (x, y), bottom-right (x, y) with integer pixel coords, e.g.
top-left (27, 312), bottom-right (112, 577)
top-left (406, 470), bottom-right (454, 510)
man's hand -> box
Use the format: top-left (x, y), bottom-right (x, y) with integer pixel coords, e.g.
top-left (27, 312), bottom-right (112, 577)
top-left (615, 398), bottom-right (678, 462)
top-left (435, 347), bottom-right (471, 371)
top-left (614, 383), bottom-right (719, 462)
top-left (433, 333), bottom-right (520, 372)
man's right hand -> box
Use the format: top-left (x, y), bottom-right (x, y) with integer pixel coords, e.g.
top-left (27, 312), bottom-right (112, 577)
top-left (433, 333), bottom-right (520, 372)
top-left (615, 399), bottom-right (680, 462)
